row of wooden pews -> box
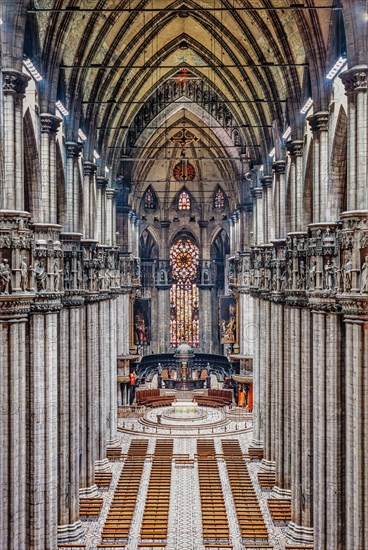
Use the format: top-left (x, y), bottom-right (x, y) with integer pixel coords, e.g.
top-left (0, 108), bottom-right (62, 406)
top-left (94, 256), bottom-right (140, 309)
top-left (258, 470), bottom-right (276, 491)
top-left (267, 498), bottom-right (291, 525)
top-left (100, 439), bottom-right (148, 544)
top-left (197, 439), bottom-right (230, 544)
top-left (222, 440), bottom-right (269, 544)
top-left (79, 497), bottom-right (104, 520)
top-left (140, 439), bottom-right (173, 544)
top-left (95, 471), bottom-right (113, 490)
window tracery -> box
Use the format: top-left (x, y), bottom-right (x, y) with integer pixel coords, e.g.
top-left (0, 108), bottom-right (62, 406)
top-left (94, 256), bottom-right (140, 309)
top-left (169, 239), bottom-right (199, 347)
top-left (214, 188), bottom-right (225, 209)
top-left (144, 187), bottom-right (156, 209)
top-left (178, 190), bottom-right (191, 210)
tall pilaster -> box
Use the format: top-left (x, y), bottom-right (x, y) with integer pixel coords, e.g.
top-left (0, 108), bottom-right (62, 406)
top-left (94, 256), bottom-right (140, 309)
top-left (272, 160), bottom-right (286, 238)
top-left (307, 113), bottom-right (329, 222)
top-left (252, 187), bottom-right (264, 245)
top-left (286, 141), bottom-right (304, 231)
top-left (106, 188), bottom-right (116, 246)
top-left (261, 175), bottom-right (273, 243)
top-left (96, 176), bottom-right (108, 244)
top-left (57, 298), bottom-right (85, 543)
top-left (40, 114), bottom-right (62, 224)
top-left (83, 161), bottom-right (97, 240)
top-left (340, 67), bottom-right (368, 210)
top-left (65, 142), bottom-right (83, 233)
top-left (250, 295), bottom-right (263, 448)
top-left (0, 294), bottom-right (30, 550)
top-left (261, 298), bottom-right (275, 470)
top-left (96, 298), bottom-right (110, 471)
top-left (1, 70), bottom-right (29, 210)
top-left (107, 296), bottom-right (119, 446)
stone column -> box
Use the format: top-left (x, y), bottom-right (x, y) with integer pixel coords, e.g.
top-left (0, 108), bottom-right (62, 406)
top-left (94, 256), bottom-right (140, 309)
top-left (157, 221), bottom-right (171, 352)
top-left (105, 188), bottom-right (116, 246)
top-left (83, 161), bottom-right (97, 239)
top-left (239, 291), bottom-right (254, 357)
top-left (65, 142), bottom-right (83, 233)
top-left (28, 308), bottom-right (61, 550)
top-left (57, 299), bottom-right (85, 543)
top-left (250, 296), bottom-right (263, 448)
top-left (199, 221), bottom-right (212, 352)
top-left (261, 298), bottom-right (275, 470)
top-left (340, 66), bottom-right (368, 210)
top-left (40, 114), bottom-right (62, 224)
top-left (117, 290), bottom-right (131, 356)
top-left (300, 307), bottom-right (313, 540)
top-left (276, 304), bottom-right (292, 495)
top-left (286, 141), bottom-right (304, 231)
top-left (0, 300), bottom-right (30, 550)
top-left (80, 298), bottom-right (99, 496)
top-left (107, 297), bottom-right (119, 447)
top-left (272, 160), bottom-right (286, 238)
top-left (96, 176), bottom-right (107, 244)
top-left (341, 299), bottom-right (368, 548)
top-left (261, 176), bottom-right (273, 243)
top-left (287, 305), bottom-right (314, 544)
top-left (307, 113), bottom-right (329, 222)
top-left (1, 70), bottom-right (29, 210)
top-left (252, 188), bottom-right (264, 245)
top-left (96, 299), bottom-right (109, 471)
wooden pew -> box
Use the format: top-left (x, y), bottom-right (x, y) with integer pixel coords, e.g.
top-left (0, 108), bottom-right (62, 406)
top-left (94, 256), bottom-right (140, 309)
top-left (101, 439), bottom-right (148, 543)
top-left (197, 439), bottom-right (230, 545)
top-left (139, 439), bottom-right (173, 543)
top-left (222, 440), bottom-right (268, 543)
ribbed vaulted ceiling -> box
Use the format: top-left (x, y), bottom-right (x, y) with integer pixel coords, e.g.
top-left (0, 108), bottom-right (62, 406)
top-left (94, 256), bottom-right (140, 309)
top-left (31, 0), bottom-right (336, 208)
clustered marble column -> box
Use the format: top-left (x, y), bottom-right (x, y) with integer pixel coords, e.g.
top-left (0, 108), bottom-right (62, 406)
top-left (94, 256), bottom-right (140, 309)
top-left (0, 91), bottom-right (125, 550)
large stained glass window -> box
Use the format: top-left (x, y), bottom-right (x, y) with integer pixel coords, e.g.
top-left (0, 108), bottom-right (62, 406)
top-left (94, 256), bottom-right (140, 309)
top-left (178, 190), bottom-right (191, 210)
top-left (169, 238), bottom-right (199, 347)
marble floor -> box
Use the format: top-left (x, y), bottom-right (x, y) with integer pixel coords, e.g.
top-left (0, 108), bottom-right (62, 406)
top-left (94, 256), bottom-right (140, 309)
top-left (71, 404), bottom-right (293, 550)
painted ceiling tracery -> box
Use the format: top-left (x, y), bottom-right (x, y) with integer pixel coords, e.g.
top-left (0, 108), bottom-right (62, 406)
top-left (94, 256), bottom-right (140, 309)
top-left (29, 0), bottom-right (337, 213)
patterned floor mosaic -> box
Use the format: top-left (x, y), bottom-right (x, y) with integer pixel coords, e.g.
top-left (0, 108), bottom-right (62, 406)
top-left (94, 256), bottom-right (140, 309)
top-left (77, 406), bottom-right (292, 550)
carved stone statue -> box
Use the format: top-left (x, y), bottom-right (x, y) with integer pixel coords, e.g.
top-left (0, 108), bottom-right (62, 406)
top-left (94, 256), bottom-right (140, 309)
top-left (53, 261), bottom-right (61, 291)
top-left (0, 258), bottom-right (11, 294)
top-left (35, 260), bottom-right (47, 291)
top-left (308, 260), bottom-right (317, 289)
top-left (20, 256), bottom-right (28, 291)
top-left (360, 255), bottom-right (368, 294)
top-left (342, 253), bottom-right (352, 293)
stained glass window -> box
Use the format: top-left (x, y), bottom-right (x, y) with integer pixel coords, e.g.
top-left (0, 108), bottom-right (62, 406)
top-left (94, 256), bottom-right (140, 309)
top-left (169, 239), bottom-right (199, 347)
top-left (178, 190), bottom-right (191, 210)
top-left (214, 188), bottom-right (225, 209)
top-left (144, 187), bottom-right (156, 209)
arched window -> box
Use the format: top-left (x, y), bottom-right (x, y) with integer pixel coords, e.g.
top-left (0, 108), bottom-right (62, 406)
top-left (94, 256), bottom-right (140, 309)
top-left (169, 239), bottom-right (199, 347)
top-left (178, 189), bottom-right (191, 210)
top-left (143, 187), bottom-right (156, 209)
top-left (214, 188), bottom-right (225, 209)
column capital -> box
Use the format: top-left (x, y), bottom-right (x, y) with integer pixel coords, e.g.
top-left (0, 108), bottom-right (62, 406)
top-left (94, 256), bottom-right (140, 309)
top-left (286, 139), bottom-right (304, 157)
top-left (272, 159), bottom-right (286, 174)
top-left (66, 141), bottom-right (83, 158)
top-left (251, 187), bottom-right (263, 199)
top-left (260, 175), bottom-right (273, 188)
top-left (106, 188), bottom-right (116, 200)
top-left (307, 112), bottom-right (329, 134)
top-left (340, 65), bottom-right (368, 94)
top-left (83, 161), bottom-right (97, 176)
top-left (2, 68), bottom-right (30, 96)
top-left (96, 176), bottom-right (108, 189)
top-left (40, 113), bottom-right (62, 134)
